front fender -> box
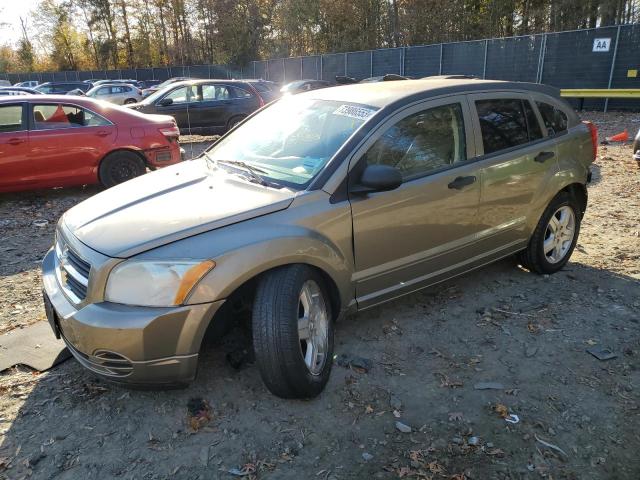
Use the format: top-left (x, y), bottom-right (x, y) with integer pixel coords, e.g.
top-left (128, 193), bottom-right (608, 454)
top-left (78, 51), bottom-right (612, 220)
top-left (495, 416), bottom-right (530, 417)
top-left (186, 225), bottom-right (354, 315)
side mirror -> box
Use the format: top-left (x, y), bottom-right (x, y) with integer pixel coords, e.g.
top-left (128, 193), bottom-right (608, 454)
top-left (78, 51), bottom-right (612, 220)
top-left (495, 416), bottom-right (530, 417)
top-left (352, 164), bottom-right (402, 193)
top-left (158, 97), bottom-right (173, 107)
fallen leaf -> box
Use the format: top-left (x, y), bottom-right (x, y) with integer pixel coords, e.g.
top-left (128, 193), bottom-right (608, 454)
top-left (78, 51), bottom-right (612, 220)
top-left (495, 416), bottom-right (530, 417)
top-left (494, 403), bottom-right (509, 418)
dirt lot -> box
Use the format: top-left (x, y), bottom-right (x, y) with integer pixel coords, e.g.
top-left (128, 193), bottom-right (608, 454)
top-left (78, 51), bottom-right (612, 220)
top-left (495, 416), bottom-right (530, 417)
top-left (0, 114), bottom-right (639, 480)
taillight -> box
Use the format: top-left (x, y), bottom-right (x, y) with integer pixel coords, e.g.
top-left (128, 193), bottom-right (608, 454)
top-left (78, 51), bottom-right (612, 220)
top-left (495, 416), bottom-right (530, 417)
top-left (159, 125), bottom-right (180, 142)
top-left (582, 120), bottom-right (598, 160)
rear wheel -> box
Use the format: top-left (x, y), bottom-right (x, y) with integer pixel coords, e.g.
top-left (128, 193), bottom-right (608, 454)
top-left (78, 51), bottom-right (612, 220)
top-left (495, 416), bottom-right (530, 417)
top-left (99, 151), bottom-right (146, 188)
top-left (518, 192), bottom-right (581, 274)
top-left (252, 265), bottom-right (334, 398)
top-left (227, 115), bottom-right (245, 131)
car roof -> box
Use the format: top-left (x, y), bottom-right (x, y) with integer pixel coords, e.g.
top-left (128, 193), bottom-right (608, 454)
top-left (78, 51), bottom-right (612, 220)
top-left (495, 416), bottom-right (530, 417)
top-left (305, 78), bottom-right (561, 108)
top-left (0, 94), bottom-right (93, 104)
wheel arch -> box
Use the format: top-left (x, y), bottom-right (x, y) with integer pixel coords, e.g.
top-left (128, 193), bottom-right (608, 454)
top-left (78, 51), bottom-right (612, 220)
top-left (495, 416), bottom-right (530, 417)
top-left (560, 182), bottom-right (588, 217)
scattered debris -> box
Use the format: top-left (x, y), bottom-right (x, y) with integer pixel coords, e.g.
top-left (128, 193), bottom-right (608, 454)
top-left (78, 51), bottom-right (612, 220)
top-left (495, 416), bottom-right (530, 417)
top-left (186, 397), bottom-right (212, 432)
top-left (335, 353), bottom-right (373, 373)
top-left (586, 346), bottom-right (618, 361)
top-left (467, 436), bottom-right (480, 446)
top-left (362, 452), bottom-right (373, 461)
top-left (474, 382), bottom-right (504, 390)
top-left (535, 434), bottom-right (568, 457)
top-left (395, 421), bottom-right (412, 433)
top-left (448, 411), bottom-right (464, 422)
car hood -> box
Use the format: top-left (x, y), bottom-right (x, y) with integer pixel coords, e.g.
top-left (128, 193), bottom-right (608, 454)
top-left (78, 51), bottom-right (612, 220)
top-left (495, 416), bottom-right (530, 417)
top-left (63, 159), bottom-right (296, 258)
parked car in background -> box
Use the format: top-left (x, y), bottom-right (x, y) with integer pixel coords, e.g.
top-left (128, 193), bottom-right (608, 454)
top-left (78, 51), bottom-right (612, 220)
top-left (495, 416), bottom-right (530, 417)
top-left (0, 95), bottom-right (182, 193)
top-left (634, 128), bottom-right (640, 163)
top-left (0, 87), bottom-right (42, 96)
top-left (244, 79), bottom-right (281, 102)
top-left (280, 79), bottom-right (330, 95)
top-left (93, 79), bottom-right (141, 87)
top-left (41, 78), bottom-right (595, 397)
top-left (128, 79), bottom-right (266, 133)
top-left (14, 80), bottom-right (39, 88)
top-left (141, 77), bottom-right (192, 98)
top-left (86, 83), bottom-right (143, 105)
top-left (0, 80), bottom-right (11, 87)
top-left (36, 82), bottom-right (93, 94)
top-left (335, 73), bottom-right (409, 84)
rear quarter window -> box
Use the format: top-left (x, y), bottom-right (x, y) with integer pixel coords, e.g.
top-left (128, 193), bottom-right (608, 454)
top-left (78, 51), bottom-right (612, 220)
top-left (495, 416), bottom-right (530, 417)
top-left (536, 101), bottom-right (568, 136)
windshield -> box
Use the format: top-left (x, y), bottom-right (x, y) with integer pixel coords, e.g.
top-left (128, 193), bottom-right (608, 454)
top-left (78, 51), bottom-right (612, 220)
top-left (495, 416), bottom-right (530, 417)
top-left (205, 97), bottom-right (378, 189)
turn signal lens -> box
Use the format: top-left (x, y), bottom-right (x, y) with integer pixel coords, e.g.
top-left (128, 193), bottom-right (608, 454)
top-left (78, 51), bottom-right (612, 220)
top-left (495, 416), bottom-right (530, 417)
top-left (174, 260), bottom-right (216, 305)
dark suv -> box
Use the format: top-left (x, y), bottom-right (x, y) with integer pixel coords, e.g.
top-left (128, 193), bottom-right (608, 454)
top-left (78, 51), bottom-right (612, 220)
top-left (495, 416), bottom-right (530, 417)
top-left (128, 79), bottom-right (267, 134)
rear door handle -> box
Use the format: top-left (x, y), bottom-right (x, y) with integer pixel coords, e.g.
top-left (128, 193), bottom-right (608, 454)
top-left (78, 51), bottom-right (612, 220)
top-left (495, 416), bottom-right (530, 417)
top-left (534, 151), bottom-right (555, 163)
top-left (448, 175), bottom-right (476, 190)
top-left (7, 138), bottom-right (26, 145)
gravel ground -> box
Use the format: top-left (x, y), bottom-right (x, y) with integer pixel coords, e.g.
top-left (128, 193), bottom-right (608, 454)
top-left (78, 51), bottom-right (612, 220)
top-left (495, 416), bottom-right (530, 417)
top-left (0, 113), bottom-right (639, 480)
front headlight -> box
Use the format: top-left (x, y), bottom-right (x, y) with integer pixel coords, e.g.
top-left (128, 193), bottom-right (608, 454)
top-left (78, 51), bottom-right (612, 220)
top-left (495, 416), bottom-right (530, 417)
top-left (105, 260), bottom-right (215, 307)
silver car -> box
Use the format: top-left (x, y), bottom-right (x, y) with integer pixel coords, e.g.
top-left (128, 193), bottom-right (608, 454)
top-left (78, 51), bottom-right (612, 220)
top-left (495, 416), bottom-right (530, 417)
top-left (86, 83), bottom-right (143, 105)
top-left (42, 78), bottom-right (596, 398)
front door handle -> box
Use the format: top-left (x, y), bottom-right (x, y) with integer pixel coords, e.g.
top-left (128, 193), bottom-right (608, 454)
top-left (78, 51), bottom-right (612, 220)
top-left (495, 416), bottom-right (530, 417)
top-left (448, 175), bottom-right (476, 190)
top-left (534, 151), bottom-right (555, 163)
top-left (95, 130), bottom-right (110, 137)
top-left (7, 137), bottom-right (26, 145)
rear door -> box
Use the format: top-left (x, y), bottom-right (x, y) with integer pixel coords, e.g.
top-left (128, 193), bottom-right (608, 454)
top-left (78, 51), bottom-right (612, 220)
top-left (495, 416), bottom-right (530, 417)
top-left (189, 83), bottom-right (235, 132)
top-left (28, 102), bottom-right (116, 186)
top-left (349, 96), bottom-right (483, 308)
top-left (468, 93), bottom-right (557, 249)
top-left (0, 102), bottom-right (30, 190)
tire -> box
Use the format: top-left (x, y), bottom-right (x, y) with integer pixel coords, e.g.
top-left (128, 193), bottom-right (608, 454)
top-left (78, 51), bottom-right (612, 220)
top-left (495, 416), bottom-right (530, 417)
top-left (518, 192), bottom-right (582, 274)
top-left (227, 115), bottom-right (245, 131)
top-left (124, 98), bottom-right (137, 105)
top-left (99, 151), bottom-right (146, 188)
top-left (252, 265), bottom-right (334, 399)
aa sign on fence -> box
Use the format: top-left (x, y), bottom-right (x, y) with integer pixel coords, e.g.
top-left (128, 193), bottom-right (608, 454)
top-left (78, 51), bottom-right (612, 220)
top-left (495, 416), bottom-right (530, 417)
top-left (592, 38), bottom-right (611, 52)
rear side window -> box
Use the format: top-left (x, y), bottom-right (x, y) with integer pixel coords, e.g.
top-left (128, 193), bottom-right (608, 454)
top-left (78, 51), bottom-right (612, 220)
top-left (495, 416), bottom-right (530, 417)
top-left (476, 99), bottom-right (531, 155)
top-left (0, 105), bottom-right (24, 132)
top-left (32, 104), bottom-right (110, 129)
top-left (252, 83), bottom-right (271, 92)
top-left (202, 84), bottom-right (232, 101)
top-left (536, 101), bottom-right (568, 136)
top-left (232, 87), bottom-right (254, 99)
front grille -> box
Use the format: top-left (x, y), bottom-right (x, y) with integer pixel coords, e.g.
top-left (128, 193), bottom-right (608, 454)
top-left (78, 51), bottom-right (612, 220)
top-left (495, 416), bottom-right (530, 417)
top-left (55, 238), bottom-right (91, 303)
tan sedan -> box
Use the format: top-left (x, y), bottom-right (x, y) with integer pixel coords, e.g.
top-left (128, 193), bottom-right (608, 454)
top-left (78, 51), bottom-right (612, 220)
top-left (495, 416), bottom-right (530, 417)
top-left (42, 78), bottom-right (596, 398)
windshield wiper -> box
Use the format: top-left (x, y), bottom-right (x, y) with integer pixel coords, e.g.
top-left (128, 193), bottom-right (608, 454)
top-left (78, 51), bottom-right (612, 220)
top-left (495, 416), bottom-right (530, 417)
top-left (216, 159), bottom-right (284, 189)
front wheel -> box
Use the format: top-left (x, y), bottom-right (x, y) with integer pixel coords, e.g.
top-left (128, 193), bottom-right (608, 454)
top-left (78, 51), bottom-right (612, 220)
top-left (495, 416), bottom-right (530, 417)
top-left (518, 192), bottom-right (581, 274)
top-left (124, 98), bottom-right (137, 105)
top-left (252, 265), bottom-right (334, 398)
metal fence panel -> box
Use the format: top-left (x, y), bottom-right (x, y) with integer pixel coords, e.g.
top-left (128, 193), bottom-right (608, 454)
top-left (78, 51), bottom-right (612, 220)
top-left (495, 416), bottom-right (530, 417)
top-left (284, 57), bottom-right (302, 82)
top-left (267, 59), bottom-right (285, 82)
top-left (255, 61), bottom-right (267, 80)
top-left (543, 26), bottom-right (620, 109)
top-left (404, 44), bottom-right (441, 78)
top-left (346, 51), bottom-right (371, 80)
top-left (372, 48), bottom-right (401, 76)
top-left (442, 40), bottom-right (485, 76)
top-left (321, 53), bottom-right (345, 81)
top-left (302, 56), bottom-right (320, 79)
top-left (486, 36), bottom-right (541, 82)
top-left (188, 65), bottom-right (209, 78)
top-left (609, 24), bottom-right (640, 109)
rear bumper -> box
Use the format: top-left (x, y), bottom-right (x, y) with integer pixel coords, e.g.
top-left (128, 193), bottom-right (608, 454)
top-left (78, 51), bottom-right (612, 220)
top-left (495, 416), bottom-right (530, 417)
top-left (42, 248), bottom-right (224, 386)
top-left (144, 143), bottom-right (183, 168)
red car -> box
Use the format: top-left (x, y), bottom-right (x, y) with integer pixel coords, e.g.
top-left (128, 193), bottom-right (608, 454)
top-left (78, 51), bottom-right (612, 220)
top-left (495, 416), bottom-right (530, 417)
top-left (0, 95), bottom-right (182, 193)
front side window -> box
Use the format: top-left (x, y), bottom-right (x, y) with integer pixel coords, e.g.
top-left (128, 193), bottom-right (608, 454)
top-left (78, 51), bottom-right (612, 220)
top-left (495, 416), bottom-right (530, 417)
top-left (364, 103), bottom-right (467, 180)
top-left (206, 97), bottom-right (377, 188)
top-left (32, 104), bottom-right (110, 129)
top-left (0, 105), bottom-right (24, 132)
top-left (476, 99), bottom-right (536, 155)
top-left (163, 85), bottom-right (197, 105)
top-left (536, 101), bottom-right (568, 136)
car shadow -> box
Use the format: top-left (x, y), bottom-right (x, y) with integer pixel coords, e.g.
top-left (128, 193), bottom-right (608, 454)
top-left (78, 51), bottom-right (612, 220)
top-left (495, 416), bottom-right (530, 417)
top-left (1, 257), bottom-right (638, 479)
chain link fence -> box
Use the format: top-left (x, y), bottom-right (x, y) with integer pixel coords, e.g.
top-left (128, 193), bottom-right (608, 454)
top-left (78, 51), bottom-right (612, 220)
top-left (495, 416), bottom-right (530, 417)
top-left (4, 24), bottom-right (639, 109)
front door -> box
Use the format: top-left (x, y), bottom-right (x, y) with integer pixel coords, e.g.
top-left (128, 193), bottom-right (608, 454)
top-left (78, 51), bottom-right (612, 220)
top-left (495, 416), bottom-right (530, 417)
top-left (349, 97), bottom-right (483, 309)
top-left (0, 102), bottom-right (29, 190)
top-left (155, 84), bottom-right (197, 130)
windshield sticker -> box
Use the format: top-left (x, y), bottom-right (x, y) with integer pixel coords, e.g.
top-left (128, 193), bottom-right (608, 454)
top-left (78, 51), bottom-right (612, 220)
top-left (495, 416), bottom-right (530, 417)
top-left (333, 105), bottom-right (376, 121)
